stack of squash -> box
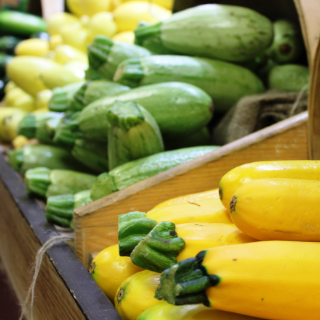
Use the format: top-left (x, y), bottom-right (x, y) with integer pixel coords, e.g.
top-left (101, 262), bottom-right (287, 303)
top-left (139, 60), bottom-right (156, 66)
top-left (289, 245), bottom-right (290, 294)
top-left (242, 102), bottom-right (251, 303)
top-left (91, 160), bottom-right (320, 320)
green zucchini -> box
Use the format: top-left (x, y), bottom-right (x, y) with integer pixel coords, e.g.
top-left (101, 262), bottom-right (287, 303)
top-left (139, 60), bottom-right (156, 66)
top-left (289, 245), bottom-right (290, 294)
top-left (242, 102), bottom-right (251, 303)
top-left (90, 146), bottom-right (219, 201)
top-left (68, 80), bottom-right (130, 112)
top-left (34, 112), bottom-right (65, 144)
top-left (8, 144), bottom-right (87, 175)
top-left (49, 82), bottom-right (85, 112)
top-left (268, 64), bottom-right (310, 92)
top-left (118, 211), bottom-right (157, 256)
top-left (18, 112), bottom-right (64, 143)
top-left (164, 127), bottom-right (210, 151)
top-left (71, 139), bottom-right (109, 173)
top-left (107, 100), bottom-right (164, 170)
top-left (267, 20), bottom-right (304, 64)
top-left (130, 221), bottom-right (185, 272)
top-left (0, 11), bottom-right (46, 37)
top-left (85, 66), bottom-right (101, 80)
top-left (78, 82), bottom-right (213, 141)
top-left (25, 167), bottom-right (97, 198)
top-left (46, 116), bottom-right (63, 140)
top-left (53, 112), bottom-right (83, 146)
top-left (46, 189), bottom-right (92, 228)
top-left (135, 4), bottom-right (273, 62)
top-left (114, 55), bottom-right (265, 113)
top-left (87, 35), bottom-right (152, 80)
top-left (134, 21), bottom-right (177, 54)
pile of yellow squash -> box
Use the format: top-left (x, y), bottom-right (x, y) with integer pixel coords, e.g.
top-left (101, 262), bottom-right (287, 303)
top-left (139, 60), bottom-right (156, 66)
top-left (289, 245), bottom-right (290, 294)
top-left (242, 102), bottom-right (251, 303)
top-left (90, 160), bottom-right (320, 320)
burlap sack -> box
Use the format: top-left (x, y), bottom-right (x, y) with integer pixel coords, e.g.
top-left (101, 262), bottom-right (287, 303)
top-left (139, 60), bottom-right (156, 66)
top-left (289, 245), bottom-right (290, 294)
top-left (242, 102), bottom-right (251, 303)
top-left (212, 89), bottom-right (308, 145)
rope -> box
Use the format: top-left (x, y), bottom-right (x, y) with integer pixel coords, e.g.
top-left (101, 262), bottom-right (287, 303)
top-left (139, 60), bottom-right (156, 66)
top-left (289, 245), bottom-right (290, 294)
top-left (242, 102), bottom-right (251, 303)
top-left (19, 235), bottom-right (74, 320)
top-left (289, 83), bottom-right (309, 117)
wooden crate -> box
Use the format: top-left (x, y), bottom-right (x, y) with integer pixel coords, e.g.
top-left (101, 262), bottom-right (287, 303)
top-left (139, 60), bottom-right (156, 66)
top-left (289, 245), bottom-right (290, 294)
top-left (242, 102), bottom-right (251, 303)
top-left (0, 153), bottom-right (121, 320)
top-left (74, 0), bottom-right (319, 269)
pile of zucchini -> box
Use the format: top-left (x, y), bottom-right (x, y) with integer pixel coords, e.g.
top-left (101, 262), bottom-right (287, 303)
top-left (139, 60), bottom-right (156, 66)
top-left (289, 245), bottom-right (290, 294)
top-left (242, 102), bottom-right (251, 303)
top-left (2, 4), bottom-right (310, 230)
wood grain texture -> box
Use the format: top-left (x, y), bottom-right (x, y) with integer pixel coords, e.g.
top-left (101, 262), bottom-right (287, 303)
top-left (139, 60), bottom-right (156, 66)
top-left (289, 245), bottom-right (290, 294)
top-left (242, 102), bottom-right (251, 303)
top-left (74, 112), bottom-right (308, 267)
top-left (0, 154), bottom-right (122, 320)
top-left (0, 180), bottom-right (88, 320)
top-left (308, 38), bottom-right (320, 159)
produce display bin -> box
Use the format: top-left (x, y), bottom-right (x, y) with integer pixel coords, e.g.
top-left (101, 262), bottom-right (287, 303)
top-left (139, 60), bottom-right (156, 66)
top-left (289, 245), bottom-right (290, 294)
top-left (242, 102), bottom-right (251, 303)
top-left (73, 0), bottom-right (320, 270)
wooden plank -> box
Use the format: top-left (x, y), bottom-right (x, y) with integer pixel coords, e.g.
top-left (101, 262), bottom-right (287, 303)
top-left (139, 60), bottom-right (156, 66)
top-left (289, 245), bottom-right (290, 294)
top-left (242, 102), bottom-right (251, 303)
top-left (308, 37), bottom-right (320, 159)
top-left (74, 111), bottom-right (308, 267)
top-left (0, 154), bottom-right (121, 320)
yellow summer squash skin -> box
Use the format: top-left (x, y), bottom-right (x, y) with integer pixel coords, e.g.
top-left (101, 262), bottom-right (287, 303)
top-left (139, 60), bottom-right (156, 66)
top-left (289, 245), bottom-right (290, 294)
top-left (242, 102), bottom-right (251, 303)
top-left (115, 270), bottom-right (162, 320)
top-left (89, 244), bottom-right (142, 301)
top-left (137, 302), bottom-right (264, 320)
top-left (219, 160), bottom-right (320, 209)
top-left (147, 198), bottom-right (231, 225)
top-left (230, 178), bottom-right (320, 241)
top-left (175, 223), bottom-right (255, 261)
top-left (201, 241), bottom-right (320, 320)
top-left (153, 188), bottom-right (219, 209)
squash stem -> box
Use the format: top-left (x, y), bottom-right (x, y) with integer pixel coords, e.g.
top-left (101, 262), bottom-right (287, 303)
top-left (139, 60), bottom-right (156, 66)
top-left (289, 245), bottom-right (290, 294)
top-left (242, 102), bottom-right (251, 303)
top-left (46, 194), bottom-right (75, 220)
top-left (130, 221), bottom-right (185, 272)
top-left (155, 253), bottom-right (220, 306)
top-left (25, 167), bottom-right (51, 197)
top-left (118, 211), bottom-right (157, 256)
top-left (87, 36), bottom-right (113, 70)
top-left (113, 59), bottom-right (144, 88)
top-left (134, 22), bottom-right (162, 46)
top-left (17, 114), bottom-right (36, 138)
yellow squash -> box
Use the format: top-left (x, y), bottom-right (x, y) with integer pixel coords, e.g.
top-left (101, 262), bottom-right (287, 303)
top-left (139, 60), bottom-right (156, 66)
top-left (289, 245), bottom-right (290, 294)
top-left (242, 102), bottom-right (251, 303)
top-left (129, 222), bottom-right (256, 273)
top-left (12, 135), bottom-right (30, 149)
top-left (122, 0), bottom-right (173, 10)
top-left (230, 178), bottom-right (320, 241)
top-left (153, 188), bottom-right (219, 209)
top-left (89, 244), bottom-right (142, 301)
top-left (155, 241), bottom-right (320, 320)
top-left (0, 107), bottom-right (26, 142)
top-left (219, 160), bottom-right (320, 209)
top-left (3, 87), bottom-right (35, 112)
top-left (113, 1), bottom-right (171, 32)
top-left (34, 90), bottom-right (52, 110)
top-left (137, 302), bottom-right (264, 320)
top-left (47, 12), bottom-right (80, 36)
top-left (112, 31), bottom-right (135, 44)
top-left (14, 38), bottom-right (49, 57)
top-left (115, 270), bottom-right (162, 320)
top-left (87, 12), bottom-right (118, 42)
top-left (6, 56), bottom-right (61, 97)
top-left (54, 44), bottom-right (88, 65)
top-left (147, 198), bottom-right (231, 225)
top-left (175, 223), bottom-right (255, 261)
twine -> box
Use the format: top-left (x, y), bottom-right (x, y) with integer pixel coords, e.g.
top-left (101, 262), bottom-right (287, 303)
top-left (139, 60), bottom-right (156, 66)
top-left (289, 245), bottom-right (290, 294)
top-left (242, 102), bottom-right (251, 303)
top-left (289, 83), bottom-right (310, 117)
top-left (19, 235), bottom-right (74, 320)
